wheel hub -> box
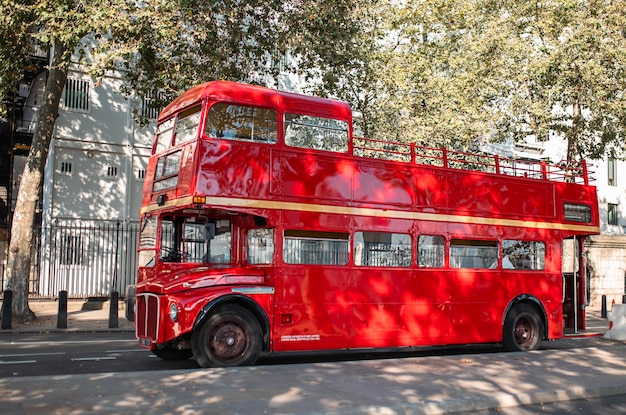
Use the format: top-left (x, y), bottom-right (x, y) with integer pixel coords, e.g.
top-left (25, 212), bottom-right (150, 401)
top-left (210, 323), bottom-right (246, 359)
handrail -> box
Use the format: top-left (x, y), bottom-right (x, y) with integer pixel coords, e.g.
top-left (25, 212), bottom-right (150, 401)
top-left (352, 136), bottom-right (593, 184)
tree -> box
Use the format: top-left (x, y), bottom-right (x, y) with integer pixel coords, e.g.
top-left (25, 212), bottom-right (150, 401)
top-left (0, 0), bottom-right (364, 322)
top-left (376, 0), bottom-right (626, 160)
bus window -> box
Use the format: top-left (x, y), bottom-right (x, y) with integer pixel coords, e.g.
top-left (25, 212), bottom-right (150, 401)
top-left (284, 113), bottom-right (348, 152)
top-left (138, 216), bottom-right (157, 267)
top-left (418, 235), bottom-right (445, 268)
top-left (247, 228), bottom-right (275, 264)
top-left (160, 217), bottom-right (231, 264)
top-left (283, 230), bottom-right (348, 265)
top-left (154, 118), bottom-right (174, 154)
top-left (153, 151), bottom-right (181, 192)
top-left (503, 240), bottom-right (545, 270)
top-left (354, 232), bottom-right (411, 267)
top-left (450, 239), bottom-right (498, 269)
top-left (206, 103), bottom-right (277, 143)
top-left (174, 106), bottom-right (201, 145)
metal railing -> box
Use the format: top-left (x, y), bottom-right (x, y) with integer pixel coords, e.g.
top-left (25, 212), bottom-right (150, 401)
top-left (25, 221), bottom-right (140, 299)
top-left (353, 137), bottom-right (593, 185)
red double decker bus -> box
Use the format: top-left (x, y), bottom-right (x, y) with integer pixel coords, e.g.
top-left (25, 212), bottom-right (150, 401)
top-left (134, 80), bottom-right (599, 367)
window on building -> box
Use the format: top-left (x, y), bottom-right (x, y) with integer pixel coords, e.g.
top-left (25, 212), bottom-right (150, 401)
top-left (450, 239), bottom-right (498, 269)
top-left (608, 157), bottom-right (616, 186)
top-left (283, 230), bottom-right (348, 265)
top-left (206, 103), bottom-right (278, 144)
top-left (141, 91), bottom-right (166, 119)
top-left (608, 203), bottom-right (619, 226)
top-left (106, 166), bottom-right (118, 177)
top-left (284, 113), bottom-right (348, 152)
top-left (63, 78), bottom-right (90, 111)
top-left (418, 235), bottom-right (445, 268)
top-left (354, 232), bottom-right (411, 267)
top-left (137, 169), bottom-right (146, 180)
top-left (502, 240), bottom-right (545, 270)
top-left (60, 162), bottom-right (72, 175)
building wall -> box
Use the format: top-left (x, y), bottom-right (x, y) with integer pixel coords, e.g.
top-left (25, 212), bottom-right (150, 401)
top-left (37, 60), bottom-right (154, 296)
top-left (586, 156), bottom-right (626, 307)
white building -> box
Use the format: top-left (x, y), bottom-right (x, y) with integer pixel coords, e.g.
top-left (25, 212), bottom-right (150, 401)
top-left (20, 61), bottom-right (155, 297)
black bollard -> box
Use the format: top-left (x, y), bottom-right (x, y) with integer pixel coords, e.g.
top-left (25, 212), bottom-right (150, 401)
top-left (601, 294), bottom-right (607, 319)
top-left (109, 291), bottom-right (119, 329)
top-left (57, 291), bottom-right (68, 329)
top-left (623, 294), bottom-right (626, 304)
top-left (1, 290), bottom-right (12, 330)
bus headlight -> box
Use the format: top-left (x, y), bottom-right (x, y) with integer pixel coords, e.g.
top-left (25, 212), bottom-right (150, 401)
top-left (168, 303), bottom-right (179, 322)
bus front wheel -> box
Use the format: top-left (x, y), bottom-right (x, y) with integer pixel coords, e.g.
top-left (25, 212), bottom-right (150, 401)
top-left (503, 304), bottom-right (543, 352)
top-left (191, 304), bottom-right (262, 368)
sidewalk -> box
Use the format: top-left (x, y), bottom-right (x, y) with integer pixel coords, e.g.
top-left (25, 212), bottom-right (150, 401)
top-left (2, 299), bottom-right (135, 333)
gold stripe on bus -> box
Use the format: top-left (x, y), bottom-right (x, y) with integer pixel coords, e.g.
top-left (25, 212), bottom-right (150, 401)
top-left (141, 195), bottom-right (599, 234)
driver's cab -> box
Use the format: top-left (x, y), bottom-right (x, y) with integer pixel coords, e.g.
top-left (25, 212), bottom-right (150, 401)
top-left (160, 216), bottom-right (231, 264)
top-left (136, 214), bottom-right (233, 283)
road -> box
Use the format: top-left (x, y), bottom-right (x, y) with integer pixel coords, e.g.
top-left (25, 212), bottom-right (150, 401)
top-left (0, 332), bottom-right (199, 377)
top-left (0, 331), bottom-right (620, 378)
top-left (1, 332), bottom-right (625, 414)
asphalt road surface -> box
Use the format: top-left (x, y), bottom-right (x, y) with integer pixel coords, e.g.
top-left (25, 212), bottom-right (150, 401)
top-left (0, 331), bottom-right (621, 378)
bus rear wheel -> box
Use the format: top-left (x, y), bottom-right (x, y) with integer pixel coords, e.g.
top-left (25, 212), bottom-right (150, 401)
top-left (503, 304), bottom-right (543, 352)
top-left (191, 304), bottom-right (262, 368)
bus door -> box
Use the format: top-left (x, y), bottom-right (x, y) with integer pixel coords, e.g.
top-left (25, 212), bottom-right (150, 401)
top-left (562, 237), bottom-right (585, 332)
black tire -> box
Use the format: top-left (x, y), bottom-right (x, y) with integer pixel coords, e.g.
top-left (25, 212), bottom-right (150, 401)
top-left (151, 345), bottom-right (193, 361)
top-left (191, 304), bottom-right (262, 368)
top-left (503, 304), bottom-right (544, 351)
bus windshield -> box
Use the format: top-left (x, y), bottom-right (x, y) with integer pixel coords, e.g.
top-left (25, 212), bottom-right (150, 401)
top-left (160, 217), bottom-right (231, 264)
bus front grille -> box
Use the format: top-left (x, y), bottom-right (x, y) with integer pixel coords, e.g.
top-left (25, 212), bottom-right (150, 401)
top-left (135, 293), bottom-right (160, 343)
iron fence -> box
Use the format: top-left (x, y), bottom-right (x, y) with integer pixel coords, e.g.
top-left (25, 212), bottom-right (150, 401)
top-left (30, 221), bottom-right (140, 299)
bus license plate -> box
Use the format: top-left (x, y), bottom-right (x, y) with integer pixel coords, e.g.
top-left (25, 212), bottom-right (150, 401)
top-left (139, 337), bottom-right (152, 347)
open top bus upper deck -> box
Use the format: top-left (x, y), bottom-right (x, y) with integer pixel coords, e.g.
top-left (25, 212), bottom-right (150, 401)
top-left (142, 81), bottom-right (599, 236)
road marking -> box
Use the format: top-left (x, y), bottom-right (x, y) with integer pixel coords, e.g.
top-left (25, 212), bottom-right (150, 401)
top-left (2, 339), bottom-right (136, 346)
top-left (71, 357), bottom-right (117, 361)
top-left (0, 352), bottom-right (65, 358)
top-left (0, 360), bottom-right (37, 364)
top-left (105, 349), bottom-right (147, 353)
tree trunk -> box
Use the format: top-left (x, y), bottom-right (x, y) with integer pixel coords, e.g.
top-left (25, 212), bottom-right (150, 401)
top-left (5, 40), bottom-right (68, 322)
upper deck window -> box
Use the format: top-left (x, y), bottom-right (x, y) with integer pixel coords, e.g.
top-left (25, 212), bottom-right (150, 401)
top-left (205, 103), bottom-right (277, 143)
top-left (155, 119), bottom-right (174, 154)
top-left (153, 151), bottom-right (181, 192)
top-left (174, 106), bottom-right (202, 145)
top-left (284, 114), bottom-right (348, 153)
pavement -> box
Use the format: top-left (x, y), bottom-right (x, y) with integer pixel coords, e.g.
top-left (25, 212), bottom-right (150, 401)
top-left (0, 302), bottom-right (625, 415)
top-left (1, 298), bottom-right (135, 333)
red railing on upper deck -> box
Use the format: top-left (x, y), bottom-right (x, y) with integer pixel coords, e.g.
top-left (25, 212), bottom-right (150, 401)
top-left (353, 137), bottom-right (593, 186)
